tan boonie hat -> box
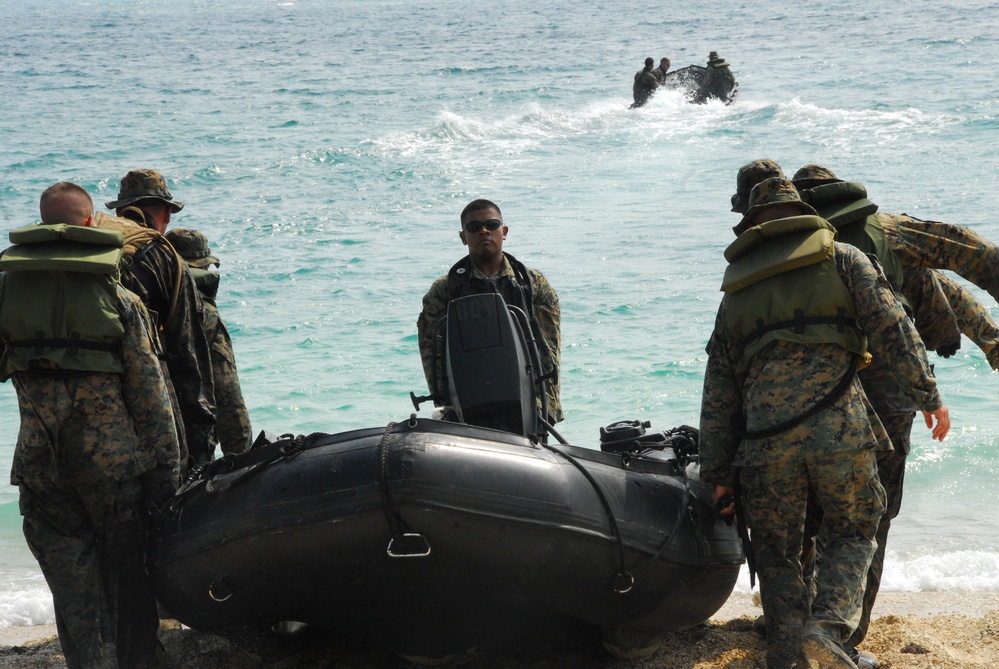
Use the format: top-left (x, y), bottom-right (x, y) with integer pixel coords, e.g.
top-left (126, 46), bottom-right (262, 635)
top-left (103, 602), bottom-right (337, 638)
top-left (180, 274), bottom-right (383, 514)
top-left (105, 169), bottom-right (185, 212)
top-left (791, 164), bottom-right (842, 191)
top-left (731, 159), bottom-right (784, 213)
top-left (735, 177), bottom-right (817, 235)
top-left (164, 228), bottom-right (219, 269)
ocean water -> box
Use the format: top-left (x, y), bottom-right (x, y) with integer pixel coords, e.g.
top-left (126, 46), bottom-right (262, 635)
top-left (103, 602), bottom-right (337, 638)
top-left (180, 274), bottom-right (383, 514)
top-left (1, 0), bottom-right (998, 627)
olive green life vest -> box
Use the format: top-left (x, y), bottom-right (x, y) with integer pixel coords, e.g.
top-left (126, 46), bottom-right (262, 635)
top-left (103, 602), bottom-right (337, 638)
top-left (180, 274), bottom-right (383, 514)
top-left (0, 224), bottom-right (127, 381)
top-left (188, 266), bottom-right (220, 305)
top-left (721, 215), bottom-right (868, 380)
top-left (798, 181), bottom-right (910, 311)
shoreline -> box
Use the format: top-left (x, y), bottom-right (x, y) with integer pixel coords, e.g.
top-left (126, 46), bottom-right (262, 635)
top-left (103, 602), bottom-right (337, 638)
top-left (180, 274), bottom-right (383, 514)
top-left (2, 591), bottom-right (997, 668)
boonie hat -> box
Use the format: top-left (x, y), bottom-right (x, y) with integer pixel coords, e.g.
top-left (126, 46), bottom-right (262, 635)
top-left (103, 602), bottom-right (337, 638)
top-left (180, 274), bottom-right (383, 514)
top-left (791, 164), bottom-right (842, 191)
top-left (735, 177), bottom-right (816, 235)
top-left (707, 51), bottom-right (727, 66)
top-left (731, 159), bottom-right (784, 213)
top-left (164, 228), bottom-right (219, 269)
top-left (105, 169), bottom-right (185, 212)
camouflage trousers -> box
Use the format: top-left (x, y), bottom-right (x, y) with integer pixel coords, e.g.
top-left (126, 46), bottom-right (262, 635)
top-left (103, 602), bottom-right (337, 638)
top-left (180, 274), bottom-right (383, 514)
top-left (741, 447), bottom-right (885, 661)
top-left (801, 413), bottom-right (914, 649)
top-left (19, 478), bottom-right (161, 669)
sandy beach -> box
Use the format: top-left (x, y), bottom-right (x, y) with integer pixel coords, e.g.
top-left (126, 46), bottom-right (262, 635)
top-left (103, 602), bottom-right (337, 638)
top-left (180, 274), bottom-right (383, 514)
top-left (1, 591), bottom-right (996, 668)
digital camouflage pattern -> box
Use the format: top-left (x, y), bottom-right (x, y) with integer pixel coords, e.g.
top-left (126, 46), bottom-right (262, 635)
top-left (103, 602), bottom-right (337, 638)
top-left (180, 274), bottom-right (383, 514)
top-left (166, 227), bottom-right (219, 270)
top-left (96, 212), bottom-right (216, 465)
top-left (20, 478), bottom-right (162, 669)
top-left (167, 227), bottom-right (253, 456)
top-left (417, 256), bottom-right (563, 423)
top-left (104, 168), bottom-right (185, 212)
top-left (6, 285), bottom-right (179, 669)
top-left (201, 300), bottom-right (252, 455)
top-left (700, 242), bottom-right (940, 662)
top-left (879, 212), bottom-right (999, 303)
top-left (731, 159), bottom-right (784, 213)
top-left (740, 447), bottom-right (884, 665)
top-left (8, 286), bottom-right (181, 489)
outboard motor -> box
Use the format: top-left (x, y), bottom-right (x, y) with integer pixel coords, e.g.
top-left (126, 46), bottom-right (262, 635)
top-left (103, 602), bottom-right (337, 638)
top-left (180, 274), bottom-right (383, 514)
top-left (444, 293), bottom-right (540, 437)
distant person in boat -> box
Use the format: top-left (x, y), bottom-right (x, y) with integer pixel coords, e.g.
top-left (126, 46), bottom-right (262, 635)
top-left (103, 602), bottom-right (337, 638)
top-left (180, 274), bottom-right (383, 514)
top-left (165, 227), bottom-right (253, 457)
top-left (0, 182), bottom-right (181, 669)
top-left (630, 57), bottom-right (659, 108)
top-left (653, 56), bottom-right (671, 85)
top-left (99, 169), bottom-right (217, 467)
top-left (694, 51), bottom-right (736, 104)
top-left (699, 177), bottom-right (949, 669)
top-left (417, 198), bottom-right (563, 424)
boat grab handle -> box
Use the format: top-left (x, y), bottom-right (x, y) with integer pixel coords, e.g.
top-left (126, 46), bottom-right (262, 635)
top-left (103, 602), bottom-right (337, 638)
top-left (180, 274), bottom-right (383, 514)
top-left (208, 578), bottom-right (234, 602)
top-left (612, 571), bottom-right (635, 594)
top-left (386, 533), bottom-right (432, 558)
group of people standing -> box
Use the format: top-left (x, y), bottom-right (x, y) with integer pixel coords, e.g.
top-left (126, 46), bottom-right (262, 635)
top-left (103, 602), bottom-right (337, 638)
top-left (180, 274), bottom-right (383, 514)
top-left (4, 161), bottom-right (997, 669)
top-left (0, 171), bottom-right (253, 668)
top-left (700, 159), bottom-right (999, 669)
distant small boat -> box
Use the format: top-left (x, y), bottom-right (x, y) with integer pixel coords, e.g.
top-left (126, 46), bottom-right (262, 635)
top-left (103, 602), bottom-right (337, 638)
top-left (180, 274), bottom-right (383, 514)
top-left (662, 61), bottom-right (738, 105)
top-left (150, 293), bottom-right (744, 661)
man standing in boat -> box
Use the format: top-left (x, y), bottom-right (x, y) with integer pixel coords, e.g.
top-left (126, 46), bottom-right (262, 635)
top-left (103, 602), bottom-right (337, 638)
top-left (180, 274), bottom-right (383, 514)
top-left (0, 182), bottom-right (181, 668)
top-left (699, 177), bottom-right (949, 669)
top-left (630, 57), bottom-right (659, 108)
top-left (417, 198), bottom-right (563, 424)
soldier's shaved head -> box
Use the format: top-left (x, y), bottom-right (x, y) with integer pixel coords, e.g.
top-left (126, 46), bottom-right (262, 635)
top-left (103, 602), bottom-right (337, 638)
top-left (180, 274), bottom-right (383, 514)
top-left (39, 182), bottom-right (93, 227)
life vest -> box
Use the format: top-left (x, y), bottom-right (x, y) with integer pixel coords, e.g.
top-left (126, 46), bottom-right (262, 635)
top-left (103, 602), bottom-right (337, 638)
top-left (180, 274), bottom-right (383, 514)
top-left (798, 181), bottom-right (910, 311)
top-left (94, 210), bottom-right (185, 330)
top-left (0, 224), bottom-right (127, 381)
top-left (721, 215), bottom-right (868, 380)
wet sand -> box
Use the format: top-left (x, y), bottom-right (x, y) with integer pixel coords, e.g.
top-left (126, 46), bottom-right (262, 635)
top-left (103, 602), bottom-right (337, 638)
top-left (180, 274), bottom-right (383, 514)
top-left (1, 591), bottom-right (997, 668)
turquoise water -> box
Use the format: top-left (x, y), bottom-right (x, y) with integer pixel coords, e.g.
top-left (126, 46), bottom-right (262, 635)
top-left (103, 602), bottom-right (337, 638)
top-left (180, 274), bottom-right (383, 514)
top-left (1, 0), bottom-right (998, 625)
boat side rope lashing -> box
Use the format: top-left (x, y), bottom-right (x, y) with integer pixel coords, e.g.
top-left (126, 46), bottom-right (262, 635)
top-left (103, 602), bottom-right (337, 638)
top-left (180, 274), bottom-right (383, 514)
top-left (378, 421), bottom-right (432, 558)
top-left (540, 440), bottom-right (634, 594)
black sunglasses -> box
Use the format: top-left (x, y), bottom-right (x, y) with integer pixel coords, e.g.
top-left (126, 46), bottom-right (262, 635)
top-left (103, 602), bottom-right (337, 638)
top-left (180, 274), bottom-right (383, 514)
top-left (463, 218), bottom-right (503, 233)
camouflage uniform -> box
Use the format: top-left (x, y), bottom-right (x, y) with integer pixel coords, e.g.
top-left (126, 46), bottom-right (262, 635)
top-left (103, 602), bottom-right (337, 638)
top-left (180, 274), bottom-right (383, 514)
top-left (701, 178), bottom-right (942, 667)
top-left (417, 254), bottom-right (563, 423)
top-left (880, 212), bottom-right (999, 303)
top-left (632, 64), bottom-right (660, 108)
top-left (165, 228), bottom-right (253, 456)
top-left (5, 285), bottom-right (180, 669)
top-left (101, 169), bottom-right (216, 465)
top-left (700, 51), bottom-right (736, 103)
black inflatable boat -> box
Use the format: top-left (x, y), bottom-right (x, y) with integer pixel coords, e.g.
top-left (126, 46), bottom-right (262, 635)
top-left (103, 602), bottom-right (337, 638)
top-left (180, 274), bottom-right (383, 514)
top-left (150, 293), bottom-right (743, 660)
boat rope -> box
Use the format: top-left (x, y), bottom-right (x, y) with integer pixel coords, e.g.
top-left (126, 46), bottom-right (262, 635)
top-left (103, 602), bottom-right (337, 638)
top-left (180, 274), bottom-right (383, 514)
top-left (539, 441), bottom-right (633, 594)
top-left (378, 421), bottom-right (432, 558)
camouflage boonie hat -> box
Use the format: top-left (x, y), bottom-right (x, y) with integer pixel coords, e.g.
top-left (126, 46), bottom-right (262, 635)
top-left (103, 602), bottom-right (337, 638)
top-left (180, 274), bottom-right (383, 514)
top-left (105, 169), bottom-right (185, 212)
top-left (164, 228), bottom-right (219, 269)
top-left (791, 164), bottom-right (843, 191)
top-left (735, 177), bottom-right (817, 234)
top-left (731, 159), bottom-right (784, 213)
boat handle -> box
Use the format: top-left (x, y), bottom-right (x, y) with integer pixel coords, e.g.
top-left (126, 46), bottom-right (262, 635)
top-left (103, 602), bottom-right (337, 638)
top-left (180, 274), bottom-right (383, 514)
top-left (208, 578), bottom-right (234, 602)
top-left (612, 571), bottom-right (635, 594)
top-left (386, 533), bottom-right (432, 558)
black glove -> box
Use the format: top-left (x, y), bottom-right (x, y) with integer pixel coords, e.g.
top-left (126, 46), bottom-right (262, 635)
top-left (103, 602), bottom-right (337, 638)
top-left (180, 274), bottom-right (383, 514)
top-left (936, 341), bottom-right (961, 358)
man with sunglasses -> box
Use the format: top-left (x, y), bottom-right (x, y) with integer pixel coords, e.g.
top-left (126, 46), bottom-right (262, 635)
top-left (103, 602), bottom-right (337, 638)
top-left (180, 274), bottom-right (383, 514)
top-left (417, 199), bottom-right (563, 425)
